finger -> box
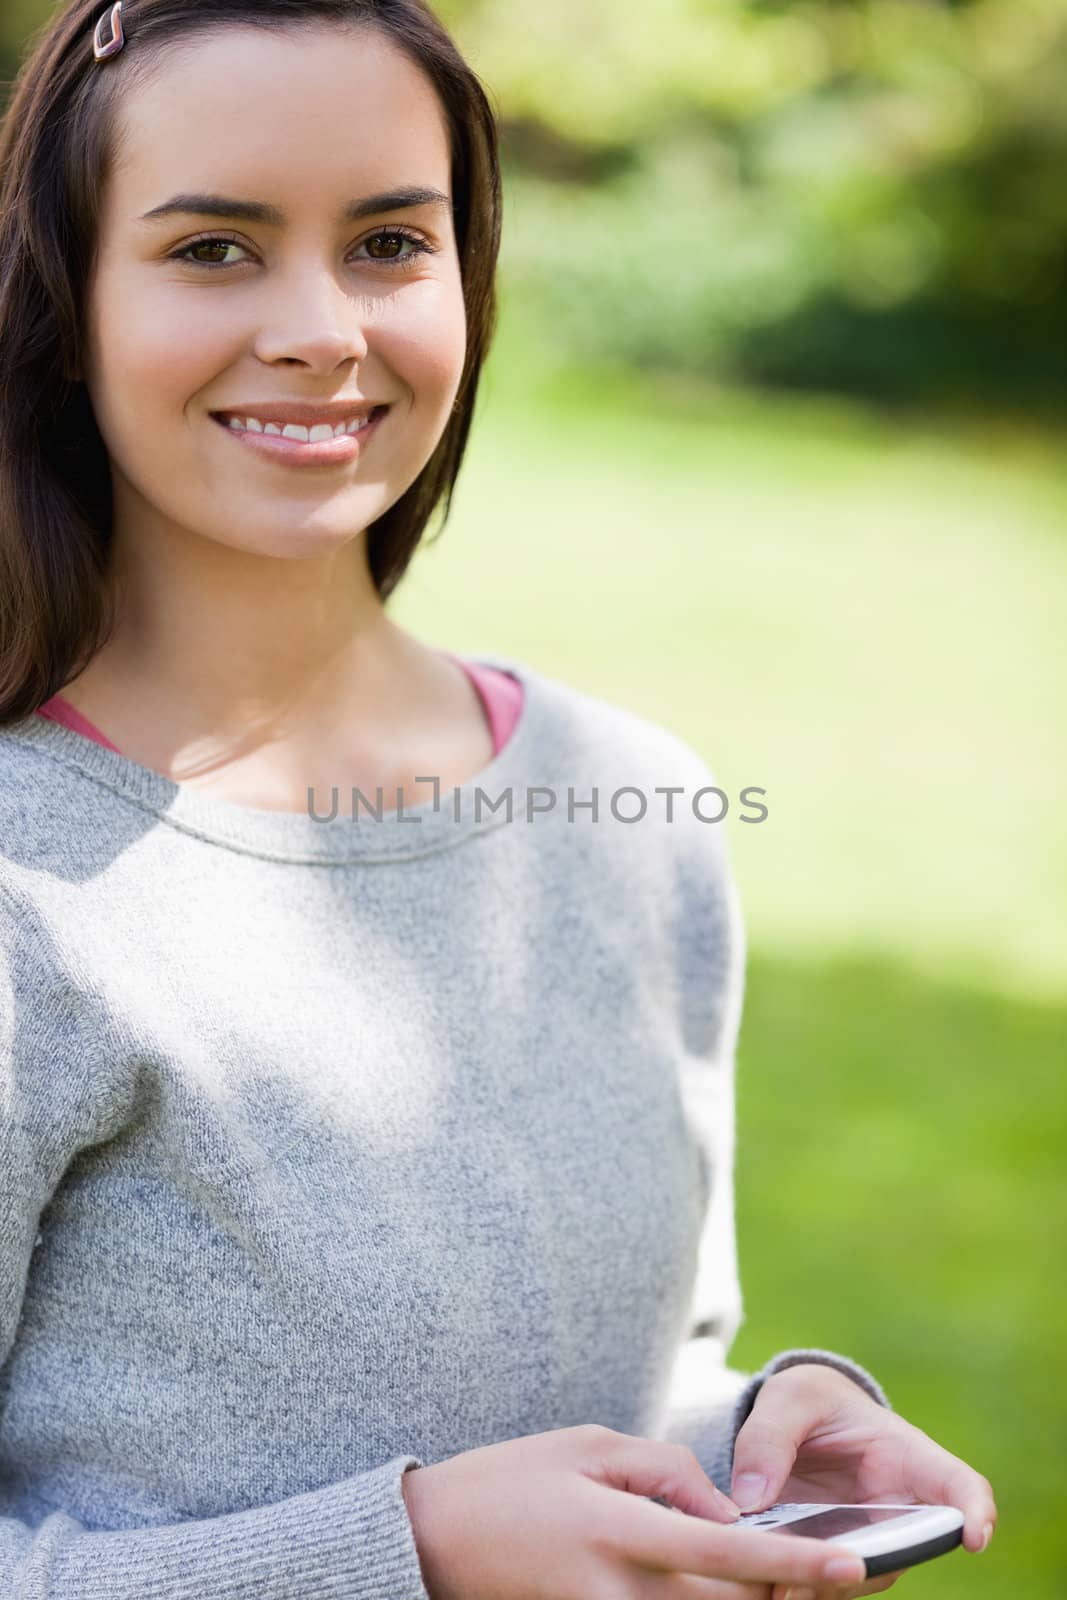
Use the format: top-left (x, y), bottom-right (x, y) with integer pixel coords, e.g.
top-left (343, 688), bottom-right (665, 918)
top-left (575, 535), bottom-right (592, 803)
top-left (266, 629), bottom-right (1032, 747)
top-left (730, 1379), bottom-right (828, 1510)
top-left (617, 1499), bottom-right (868, 1590)
top-left (828, 1575), bottom-right (902, 1598)
top-left (897, 1428), bottom-right (998, 1553)
top-left (590, 1433), bottom-right (743, 1523)
top-left (641, 1575), bottom-right (772, 1599)
top-left (770, 1570), bottom-right (904, 1600)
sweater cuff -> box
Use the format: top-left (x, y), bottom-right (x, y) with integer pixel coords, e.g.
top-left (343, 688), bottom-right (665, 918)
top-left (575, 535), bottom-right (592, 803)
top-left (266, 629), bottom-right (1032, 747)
top-left (43, 1454), bottom-right (431, 1600)
top-left (729, 1346), bottom-right (892, 1464)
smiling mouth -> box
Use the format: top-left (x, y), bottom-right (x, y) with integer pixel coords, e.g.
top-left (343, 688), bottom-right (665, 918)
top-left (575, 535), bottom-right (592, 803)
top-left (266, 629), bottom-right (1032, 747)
top-left (211, 406), bottom-right (388, 440)
top-left (206, 404), bottom-right (391, 468)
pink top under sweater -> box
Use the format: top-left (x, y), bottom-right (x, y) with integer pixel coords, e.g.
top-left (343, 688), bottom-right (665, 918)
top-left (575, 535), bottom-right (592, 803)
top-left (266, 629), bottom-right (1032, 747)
top-left (33, 651), bottom-right (524, 761)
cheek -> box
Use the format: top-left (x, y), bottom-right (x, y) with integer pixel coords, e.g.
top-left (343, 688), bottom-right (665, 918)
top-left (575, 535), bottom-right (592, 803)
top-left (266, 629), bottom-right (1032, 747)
top-left (91, 288), bottom-right (235, 442)
top-left (371, 277), bottom-right (468, 402)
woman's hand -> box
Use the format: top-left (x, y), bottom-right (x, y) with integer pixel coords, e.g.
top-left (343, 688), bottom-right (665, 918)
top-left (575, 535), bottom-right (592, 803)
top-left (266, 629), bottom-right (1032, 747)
top-left (728, 1362), bottom-right (998, 1600)
top-left (401, 1421), bottom-right (873, 1598)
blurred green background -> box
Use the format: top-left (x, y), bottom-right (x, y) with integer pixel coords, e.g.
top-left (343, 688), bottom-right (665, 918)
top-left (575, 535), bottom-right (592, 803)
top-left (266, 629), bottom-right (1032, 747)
top-left (4, 0), bottom-right (1064, 1594)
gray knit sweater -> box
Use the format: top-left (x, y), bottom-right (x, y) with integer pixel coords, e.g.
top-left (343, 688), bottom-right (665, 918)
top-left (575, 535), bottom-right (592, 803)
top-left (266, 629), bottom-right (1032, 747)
top-left (0, 652), bottom-right (889, 1598)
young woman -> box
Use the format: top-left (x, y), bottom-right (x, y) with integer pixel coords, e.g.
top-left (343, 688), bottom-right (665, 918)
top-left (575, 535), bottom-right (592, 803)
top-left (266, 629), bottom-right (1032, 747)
top-left (0, 2), bottom-right (996, 1597)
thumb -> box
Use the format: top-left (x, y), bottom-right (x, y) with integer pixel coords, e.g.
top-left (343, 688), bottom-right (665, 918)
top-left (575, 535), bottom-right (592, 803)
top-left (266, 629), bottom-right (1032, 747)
top-left (730, 1411), bottom-right (800, 1512)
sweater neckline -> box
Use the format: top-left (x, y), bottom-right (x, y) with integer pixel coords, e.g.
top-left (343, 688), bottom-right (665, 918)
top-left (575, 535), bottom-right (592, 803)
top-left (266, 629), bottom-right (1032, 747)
top-left (4, 652), bottom-right (554, 865)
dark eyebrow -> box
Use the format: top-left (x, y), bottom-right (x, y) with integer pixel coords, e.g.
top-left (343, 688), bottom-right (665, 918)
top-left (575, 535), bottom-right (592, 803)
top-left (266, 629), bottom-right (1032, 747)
top-left (137, 185), bottom-right (452, 226)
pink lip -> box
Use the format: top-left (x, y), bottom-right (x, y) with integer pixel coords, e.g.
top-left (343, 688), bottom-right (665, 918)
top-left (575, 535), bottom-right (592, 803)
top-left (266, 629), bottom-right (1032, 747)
top-left (211, 406), bottom-right (387, 467)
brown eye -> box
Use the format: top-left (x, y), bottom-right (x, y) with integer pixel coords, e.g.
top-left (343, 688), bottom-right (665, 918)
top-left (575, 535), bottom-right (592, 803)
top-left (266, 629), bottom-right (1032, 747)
top-left (365, 233), bottom-right (406, 260)
top-left (358, 228), bottom-right (432, 267)
top-left (185, 241), bottom-right (235, 265)
top-left (169, 235), bottom-right (248, 270)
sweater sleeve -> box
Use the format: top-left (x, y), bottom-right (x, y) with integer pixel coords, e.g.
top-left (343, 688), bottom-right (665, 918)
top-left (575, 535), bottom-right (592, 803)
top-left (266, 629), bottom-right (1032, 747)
top-left (651, 837), bottom-right (892, 1497)
top-left (0, 880), bottom-right (432, 1600)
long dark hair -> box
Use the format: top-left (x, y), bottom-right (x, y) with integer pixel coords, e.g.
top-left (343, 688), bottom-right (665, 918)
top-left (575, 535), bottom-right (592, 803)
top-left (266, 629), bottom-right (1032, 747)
top-left (0, 0), bottom-right (502, 724)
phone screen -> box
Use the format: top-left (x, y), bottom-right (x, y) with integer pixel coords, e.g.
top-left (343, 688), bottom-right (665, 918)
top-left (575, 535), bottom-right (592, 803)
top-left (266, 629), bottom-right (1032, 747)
top-left (778, 1508), bottom-right (923, 1539)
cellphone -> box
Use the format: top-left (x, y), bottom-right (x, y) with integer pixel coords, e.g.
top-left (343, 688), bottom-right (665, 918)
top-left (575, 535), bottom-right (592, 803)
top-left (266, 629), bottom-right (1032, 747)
top-left (730, 1502), bottom-right (965, 1578)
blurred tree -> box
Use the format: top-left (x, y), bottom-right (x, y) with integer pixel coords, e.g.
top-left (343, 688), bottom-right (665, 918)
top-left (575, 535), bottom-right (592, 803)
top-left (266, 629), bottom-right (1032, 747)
top-left (437, 0), bottom-right (1067, 409)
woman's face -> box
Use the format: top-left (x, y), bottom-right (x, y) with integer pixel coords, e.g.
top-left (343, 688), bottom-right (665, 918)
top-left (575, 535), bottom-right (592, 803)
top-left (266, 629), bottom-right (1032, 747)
top-left (83, 24), bottom-right (467, 563)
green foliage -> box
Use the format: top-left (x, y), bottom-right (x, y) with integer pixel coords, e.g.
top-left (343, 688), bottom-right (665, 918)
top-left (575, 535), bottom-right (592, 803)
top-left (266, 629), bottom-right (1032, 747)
top-left (439, 0), bottom-right (1067, 408)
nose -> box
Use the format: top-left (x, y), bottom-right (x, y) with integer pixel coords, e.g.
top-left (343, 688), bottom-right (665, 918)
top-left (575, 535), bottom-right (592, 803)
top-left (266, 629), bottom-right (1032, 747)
top-left (253, 271), bottom-right (372, 372)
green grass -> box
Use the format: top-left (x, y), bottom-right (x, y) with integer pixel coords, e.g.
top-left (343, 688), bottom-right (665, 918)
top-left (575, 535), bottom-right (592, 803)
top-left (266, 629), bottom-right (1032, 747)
top-left (389, 305), bottom-right (1067, 1597)
top-left (733, 950), bottom-right (1065, 1598)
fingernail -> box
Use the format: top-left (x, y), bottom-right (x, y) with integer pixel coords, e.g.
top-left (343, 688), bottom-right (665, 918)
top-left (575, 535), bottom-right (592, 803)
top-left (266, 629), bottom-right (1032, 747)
top-left (980, 1521), bottom-right (994, 1552)
top-left (715, 1489), bottom-right (741, 1520)
top-left (824, 1556), bottom-right (867, 1582)
top-left (732, 1472), bottom-right (769, 1510)
top-left (782, 1588), bottom-right (818, 1600)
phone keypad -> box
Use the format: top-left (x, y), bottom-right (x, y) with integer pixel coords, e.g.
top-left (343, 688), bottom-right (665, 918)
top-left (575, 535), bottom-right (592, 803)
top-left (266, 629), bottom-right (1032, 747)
top-left (737, 1504), bottom-right (815, 1525)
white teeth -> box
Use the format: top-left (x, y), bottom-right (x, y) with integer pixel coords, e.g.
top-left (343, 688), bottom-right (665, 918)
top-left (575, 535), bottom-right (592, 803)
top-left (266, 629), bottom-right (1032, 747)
top-left (224, 413), bottom-right (374, 440)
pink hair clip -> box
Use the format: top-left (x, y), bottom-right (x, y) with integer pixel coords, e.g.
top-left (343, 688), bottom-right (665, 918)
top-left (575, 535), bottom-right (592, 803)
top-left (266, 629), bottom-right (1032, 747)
top-left (93, 1), bottom-right (125, 61)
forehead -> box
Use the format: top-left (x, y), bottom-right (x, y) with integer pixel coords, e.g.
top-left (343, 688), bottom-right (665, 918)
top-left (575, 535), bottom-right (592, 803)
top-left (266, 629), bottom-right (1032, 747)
top-left (110, 25), bottom-right (452, 217)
